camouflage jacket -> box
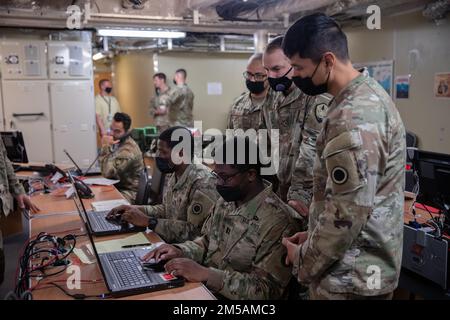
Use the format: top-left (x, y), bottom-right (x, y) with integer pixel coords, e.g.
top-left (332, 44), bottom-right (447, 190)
top-left (0, 139), bottom-right (25, 217)
top-left (99, 136), bottom-right (144, 204)
top-left (167, 84), bottom-right (194, 127)
top-left (137, 163), bottom-right (219, 243)
top-left (149, 87), bottom-right (174, 130)
top-left (227, 88), bottom-right (276, 131)
top-left (261, 86), bottom-right (331, 202)
top-left (175, 182), bottom-right (304, 300)
top-left (293, 71), bottom-right (406, 296)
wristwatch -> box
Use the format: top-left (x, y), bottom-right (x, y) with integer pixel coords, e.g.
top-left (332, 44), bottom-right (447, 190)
top-left (147, 217), bottom-right (158, 229)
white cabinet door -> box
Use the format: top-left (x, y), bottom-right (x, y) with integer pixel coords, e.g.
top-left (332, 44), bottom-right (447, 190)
top-left (0, 83), bottom-right (4, 131)
top-left (50, 81), bottom-right (96, 166)
top-left (2, 81), bottom-right (53, 162)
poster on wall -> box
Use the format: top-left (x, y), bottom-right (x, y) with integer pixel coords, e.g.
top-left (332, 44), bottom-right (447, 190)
top-left (395, 75), bottom-right (410, 99)
top-left (434, 72), bottom-right (450, 98)
top-left (353, 60), bottom-right (394, 96)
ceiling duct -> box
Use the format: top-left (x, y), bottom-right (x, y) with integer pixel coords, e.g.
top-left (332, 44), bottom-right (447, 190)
top-left (422, 0), bottom-right (450, 22)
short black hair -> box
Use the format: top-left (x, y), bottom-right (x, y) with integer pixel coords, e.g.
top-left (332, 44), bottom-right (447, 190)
top-left (265, 36), bottom-right (283, 54)
top-left (175, 68), bottom-right (187, 79)
top-left (99, 79), bottom-right (111, 88)
top-left (282, 13), bottom-right (349, 63)
top-left (113, 112), bottom-right (132, 131)
top-left (215, 136), bottom-right (263, 178)
top-left (158, 126), bottom-right (194, 160)
top-left (153, 72), bottom-right (167, 82)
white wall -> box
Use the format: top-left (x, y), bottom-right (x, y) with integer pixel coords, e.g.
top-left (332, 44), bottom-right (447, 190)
top-left (346, 12), bottom-right (450, 154)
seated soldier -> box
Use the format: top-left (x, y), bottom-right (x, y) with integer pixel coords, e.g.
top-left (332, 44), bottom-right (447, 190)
top-left (99, 112), bottom-right (144, 203)
top-left (141, 136), bottom-right (305, 300)
top-left (107, 126), bottom-right (219, 243)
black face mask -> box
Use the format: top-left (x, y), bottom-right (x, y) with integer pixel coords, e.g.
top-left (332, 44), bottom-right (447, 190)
top-left (292, 60), bottom-right (330, 96)
top-left (105, 87), bottom-right (112, 94)
top-left (268, 67), bottom-right (293, 92)
top-left (245, 80), bottom-right (266, 94)
top-left (155, 157), bottom-right (176, 174)
top-left (216, 185), bottom-right (244, 202)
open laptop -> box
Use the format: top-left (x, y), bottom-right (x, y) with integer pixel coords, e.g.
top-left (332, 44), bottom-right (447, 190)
top-left (68, 173), bottom-right (145, 236)
top-left (64, 149), bottom-right (102, 176)
top-left (1, 131), bottom-right (28, 163)
top-left (69, 172), bottom-right (185, 297)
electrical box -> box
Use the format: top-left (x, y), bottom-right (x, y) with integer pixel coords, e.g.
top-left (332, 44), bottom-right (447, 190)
top-left (0, 40), bottom-right (47, 80)
top-left (48, 42), bottom-right (92, 79)
top-left (50, 81), bottom-right (97, 165)
top-left (0, 37), bottom-right (96, 164)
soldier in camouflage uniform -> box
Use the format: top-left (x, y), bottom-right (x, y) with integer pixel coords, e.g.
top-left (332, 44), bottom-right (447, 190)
top-left (169, 69), bottom-right (194, 127)
top-left (150, 73), bottom-right (173, 132)
top-left (99, 112), bottom-right (144, 204)
top-left (142, 137), bottom-right (304, 300)
top-left (107, 126), bottom-right (219, 243)
top-left (262, 36), bottom-right (331, 206)
top-left (282, 13), bottom-right (405, 299)
top-left (227, 53), bottom-right (275, 131)
top-left (0, 139), bottom-right (39, 285)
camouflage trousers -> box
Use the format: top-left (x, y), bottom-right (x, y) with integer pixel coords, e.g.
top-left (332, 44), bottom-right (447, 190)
top-left (0, 230), bottom-right (4, 285)
top-left (309, 283), bottom-right (394, 300)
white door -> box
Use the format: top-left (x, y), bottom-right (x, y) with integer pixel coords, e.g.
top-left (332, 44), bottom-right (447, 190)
top-left (2, 81), bottom-right (53, 162)
top-left (50, 81), bottom-right (97, 166)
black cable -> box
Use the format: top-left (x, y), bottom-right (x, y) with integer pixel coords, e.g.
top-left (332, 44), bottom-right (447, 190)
top-left (46, 282), bottom-right (110, 300)
top-left (14, 232), bottom-right (77, 299)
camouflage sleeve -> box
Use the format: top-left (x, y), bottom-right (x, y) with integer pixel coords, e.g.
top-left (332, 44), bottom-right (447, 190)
top-left (99, 146), bottom-right (137, 180)
top-left (294, 127), bottom-right (379, 284)
top-left (154, 181), bottom-right (217, 243)
top-left (149, 97), bottom-right (157, 117)
top-left (206, 218), bottom-right (298, 300)
top-left (166, 87), bottom-right (184, 106)
top-left (227, 108), bottom-right (234, 129)
top-left (1, 140), bottom-right (25, 196)
top-left (173, 203), bottom-right (217, 263)
top-left (287, 95), bottom-right (329, 206)
top-left (137, 204), bottom-right (166, 219)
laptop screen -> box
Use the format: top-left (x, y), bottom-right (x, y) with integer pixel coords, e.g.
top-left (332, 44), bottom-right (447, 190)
top-left (1, 131), bottom-right (28, 163)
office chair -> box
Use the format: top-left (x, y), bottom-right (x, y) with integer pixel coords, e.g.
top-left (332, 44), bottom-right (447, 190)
top-left (134, 167), bottom-right (151, 205)
top-left (148, 165), bottom-right (165, 205)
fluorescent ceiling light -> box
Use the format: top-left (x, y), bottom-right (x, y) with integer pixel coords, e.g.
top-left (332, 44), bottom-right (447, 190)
top-left (97, 29), bottom-right (186, 38)
top-left (93, 52), bottom-right (106, 60)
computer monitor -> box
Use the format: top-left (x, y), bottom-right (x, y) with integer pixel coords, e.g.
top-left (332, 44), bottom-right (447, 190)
top-left (414, 149), bottom-right (450, 212)
top-left (1, 131), bottom-right (28, 163)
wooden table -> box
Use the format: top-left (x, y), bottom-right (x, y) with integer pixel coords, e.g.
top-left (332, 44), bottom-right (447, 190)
top-left (27, 184), bottom-right (215, 300)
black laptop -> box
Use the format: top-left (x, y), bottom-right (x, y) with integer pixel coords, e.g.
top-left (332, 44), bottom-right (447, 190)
top-left (68, 173), bottom-right (145, 236)
top-left (64, 149), bottom-right (102, 176)
top-left (69, 173), bottom-right (185, 297)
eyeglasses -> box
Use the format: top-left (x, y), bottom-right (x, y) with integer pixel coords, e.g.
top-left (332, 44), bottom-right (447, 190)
top-left (211, 170), bottom-right (242, 184)
top-left (243, 71), bottom-right (267, 82)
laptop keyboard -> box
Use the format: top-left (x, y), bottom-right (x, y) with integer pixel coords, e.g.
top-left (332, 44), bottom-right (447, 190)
top-left (106, 251), bottom-right (157, 288)
top-left (89, 211), bottom-right (121, 232)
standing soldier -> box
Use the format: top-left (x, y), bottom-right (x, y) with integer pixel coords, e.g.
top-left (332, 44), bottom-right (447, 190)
top-left (170, 69), bottom-right (195, 127)
top-left (95, 79), bottom-right (122, 138)
top-left (282, 13), bottom-right (406, 300)
top-left (227, 53), bottom-right (275, 131)
top-left (150, 73), bottom-right (172, 132)
top-left (0, 139), bottom-right (39, 285)
top-left (262, 36), bottom-right (331, 206)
